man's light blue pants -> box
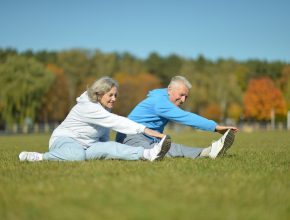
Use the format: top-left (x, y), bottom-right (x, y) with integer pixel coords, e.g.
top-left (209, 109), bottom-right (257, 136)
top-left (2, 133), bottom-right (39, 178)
top-left (116, 133), bottom-right (203, 159)
top-left (43, 137), bottom-right (144, 161)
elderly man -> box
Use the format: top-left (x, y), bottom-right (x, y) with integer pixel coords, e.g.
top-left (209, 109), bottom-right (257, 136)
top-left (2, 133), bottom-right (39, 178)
top-left (116, 76), bottom-right (238, 159)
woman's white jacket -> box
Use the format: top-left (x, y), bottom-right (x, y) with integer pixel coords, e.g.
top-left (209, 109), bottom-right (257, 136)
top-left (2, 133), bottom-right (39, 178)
top-left (49, 92), bottom-right (145, 149)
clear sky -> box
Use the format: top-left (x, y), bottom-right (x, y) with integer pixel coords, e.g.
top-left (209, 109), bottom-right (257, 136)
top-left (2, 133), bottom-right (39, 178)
top-left (1, 0), bottom-right (290, 62)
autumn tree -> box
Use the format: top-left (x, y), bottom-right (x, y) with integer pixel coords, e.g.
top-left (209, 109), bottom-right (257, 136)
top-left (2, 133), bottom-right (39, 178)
top-left (243, 77), bottom-right (287, 120)
top-left (39, 64), bottom-right (70, 122)
top-left (113, 72), bottom-right (161, 116)
top-left (199, 103), bottom-right (221, 122)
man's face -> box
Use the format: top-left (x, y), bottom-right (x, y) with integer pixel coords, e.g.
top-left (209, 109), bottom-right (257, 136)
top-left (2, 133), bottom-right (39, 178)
top-left (168, 83), bottom-right (189, 107)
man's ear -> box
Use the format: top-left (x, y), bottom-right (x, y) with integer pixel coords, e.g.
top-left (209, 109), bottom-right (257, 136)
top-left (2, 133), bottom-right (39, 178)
top-left (167, 85), bottom-right (172, 93)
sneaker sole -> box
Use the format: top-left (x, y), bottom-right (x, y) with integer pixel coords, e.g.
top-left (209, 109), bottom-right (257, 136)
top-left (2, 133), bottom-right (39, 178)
top-left (219, 129), bottom-right (235, 156)
top-left (19, 152), bottom-right (27, 161)
top-left (155, 135), bottom-right (171, 161)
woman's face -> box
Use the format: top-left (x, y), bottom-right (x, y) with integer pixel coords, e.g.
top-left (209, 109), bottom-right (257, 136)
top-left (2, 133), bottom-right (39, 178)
top-left (99, 86), bottom-right (118, 109)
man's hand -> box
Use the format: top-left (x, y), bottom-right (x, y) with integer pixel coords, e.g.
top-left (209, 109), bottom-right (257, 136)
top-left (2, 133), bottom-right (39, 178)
top-left (215, 125), bottom-right (238, 134)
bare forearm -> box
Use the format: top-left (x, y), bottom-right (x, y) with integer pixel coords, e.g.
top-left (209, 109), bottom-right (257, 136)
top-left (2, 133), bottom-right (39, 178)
top-left (144, 128), bottom-right (165, 139)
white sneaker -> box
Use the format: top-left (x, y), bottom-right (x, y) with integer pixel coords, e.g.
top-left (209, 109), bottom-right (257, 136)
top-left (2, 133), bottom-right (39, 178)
top-left (209, 129), bottom-right (235, 159)
top-left (148, 135), bottom-right (171, 161)
top-left (19, 151), bottom-right (43, 162)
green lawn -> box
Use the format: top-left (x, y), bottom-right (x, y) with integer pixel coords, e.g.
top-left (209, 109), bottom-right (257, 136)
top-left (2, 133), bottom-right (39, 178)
top-left (0, 130), bottom-right (289, 220)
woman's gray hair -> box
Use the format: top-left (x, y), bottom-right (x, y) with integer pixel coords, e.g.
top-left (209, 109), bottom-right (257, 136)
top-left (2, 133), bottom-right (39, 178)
top-left (169, 76), bottom-right (192, 89)
top-left (87, 76), bottom-right (119, 103)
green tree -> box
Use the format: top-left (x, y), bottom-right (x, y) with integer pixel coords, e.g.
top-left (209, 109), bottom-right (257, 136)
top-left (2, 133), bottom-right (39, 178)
top-left (180, 58), bottom-right (243, 121)
top-left (233, 64), bottom-right (250, 91)
top-left (34, 50), bottom-right (58, 64)
top-left (279, 65), bottom-right (290, 110)
top-left (162, 54), bottom-right (183, 84)
top-left (145, 52), bottom-right (163, 74)
top-left (56, 49), bottom-right (91, 106)
top-left (0, 55), bottom-right (54, 127)
top-left (213, 60), bottom-right (243, 120)
top-left (244, 59), bottom-right (285, 80)
top-left (0, 48), bottom-right (17, 63)
top-left (117, 52), bottom-right (145, 75)
top-left (180, 60), bottom-right (210, 113)
top-left (145, 53), bottom-right (183, 86)
top-left (90, 50), bottom-right (118, 77)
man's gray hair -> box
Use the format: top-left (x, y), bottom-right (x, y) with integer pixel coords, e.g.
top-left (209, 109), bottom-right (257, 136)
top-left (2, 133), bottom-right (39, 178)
top-left (169, 76), bottom-right (192, 89)
top-left (87, 76), bottom-right (119, 103)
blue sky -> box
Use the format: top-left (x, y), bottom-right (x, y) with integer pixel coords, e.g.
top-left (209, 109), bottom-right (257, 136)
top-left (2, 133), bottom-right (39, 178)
top-left (1, 0), bottom-right (290, 61)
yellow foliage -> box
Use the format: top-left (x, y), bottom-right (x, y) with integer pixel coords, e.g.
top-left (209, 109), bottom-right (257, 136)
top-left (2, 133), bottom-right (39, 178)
top-left (227, 103), bottom-right (242, 122)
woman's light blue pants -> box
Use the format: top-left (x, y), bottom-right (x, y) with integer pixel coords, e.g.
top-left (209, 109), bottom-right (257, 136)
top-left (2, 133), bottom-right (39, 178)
top-left (43, 137), bottom-right (144, 161)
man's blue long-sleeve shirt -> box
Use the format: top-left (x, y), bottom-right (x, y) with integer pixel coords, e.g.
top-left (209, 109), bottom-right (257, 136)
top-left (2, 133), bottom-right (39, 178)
top-left (128, 88), bottom-right (217, 133)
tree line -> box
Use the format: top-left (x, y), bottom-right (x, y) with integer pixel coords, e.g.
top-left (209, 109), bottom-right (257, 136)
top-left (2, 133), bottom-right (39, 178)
top-left (0, 48), bottom-right (289, 131)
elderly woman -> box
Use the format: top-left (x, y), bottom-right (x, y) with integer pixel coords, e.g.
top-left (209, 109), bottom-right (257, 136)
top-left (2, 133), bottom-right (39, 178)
top-left (19, 76), bottom-right (171, 162)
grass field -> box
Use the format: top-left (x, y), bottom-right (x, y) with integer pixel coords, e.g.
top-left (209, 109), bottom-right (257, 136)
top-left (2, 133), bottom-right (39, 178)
top-left (0, 130), bottom-right (289, 220)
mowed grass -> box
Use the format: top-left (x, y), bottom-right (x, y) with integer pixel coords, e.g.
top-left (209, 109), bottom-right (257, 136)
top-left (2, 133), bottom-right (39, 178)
top-left (0, 130), bottom-right (289, 220)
